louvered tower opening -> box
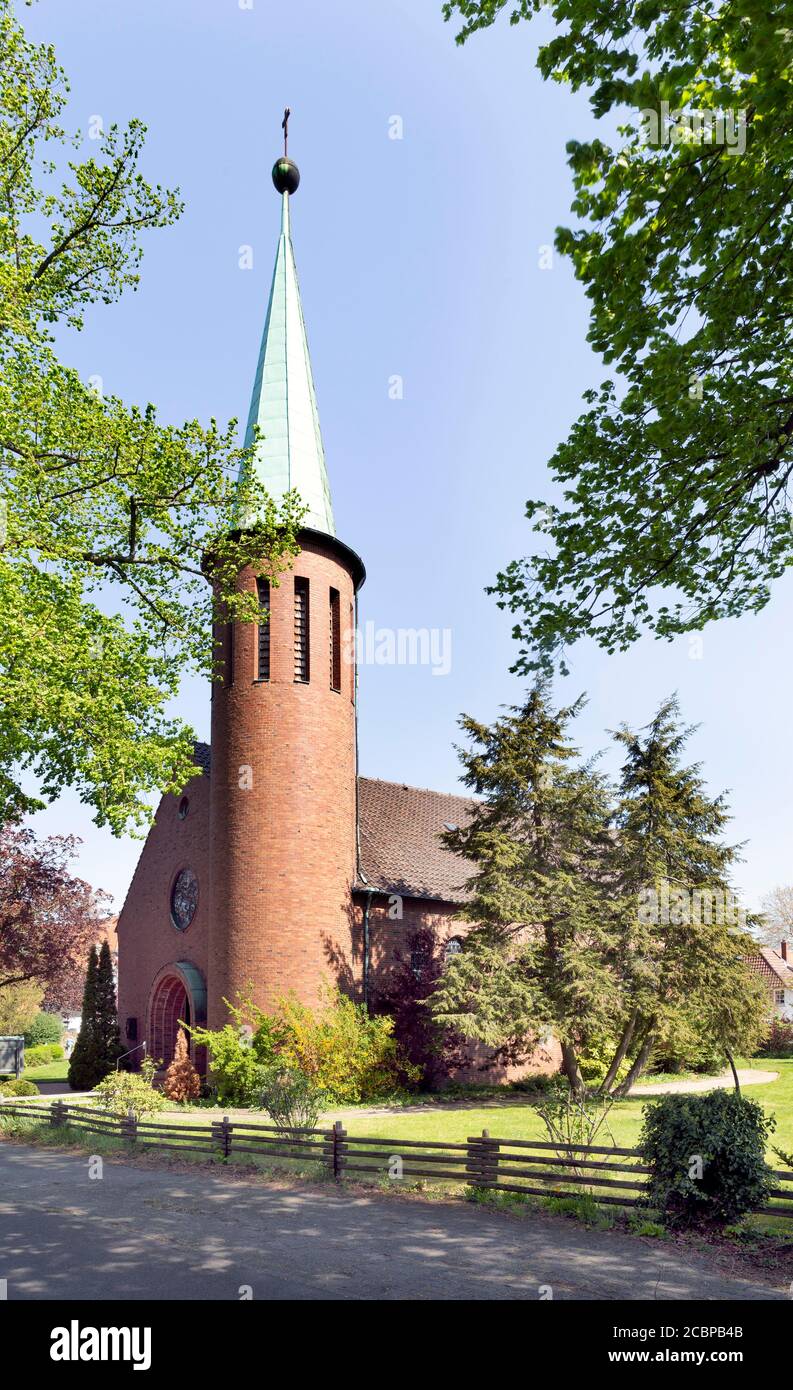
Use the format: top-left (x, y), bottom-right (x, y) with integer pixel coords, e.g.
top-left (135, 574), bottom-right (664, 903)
top-left (294, 577), bottom-right (310, 682)
top-left (257, 577), bottom-right (271, 680)
top-left (329, 587), bottom-right (341, 692)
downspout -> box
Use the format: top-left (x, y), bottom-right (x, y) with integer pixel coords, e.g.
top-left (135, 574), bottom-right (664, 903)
top-left (353, 589), bottom-right (372, 1008)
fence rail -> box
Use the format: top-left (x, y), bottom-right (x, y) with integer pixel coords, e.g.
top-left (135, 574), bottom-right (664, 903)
top-left (1, 1099), bottom-right (792, 1219)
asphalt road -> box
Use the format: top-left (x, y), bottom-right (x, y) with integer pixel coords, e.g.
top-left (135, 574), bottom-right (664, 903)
top-left (0, 1142), bottom-right (787, 1301)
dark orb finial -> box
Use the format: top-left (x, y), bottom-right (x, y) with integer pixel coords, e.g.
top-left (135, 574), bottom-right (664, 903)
top-left (272, 157), bottom-right (300, 195)
top-left (272, 106), bottom-right (299, 194)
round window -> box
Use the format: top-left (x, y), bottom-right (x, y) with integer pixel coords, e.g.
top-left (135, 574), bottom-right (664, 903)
top-left (170, 868), bottom-right (198, 931)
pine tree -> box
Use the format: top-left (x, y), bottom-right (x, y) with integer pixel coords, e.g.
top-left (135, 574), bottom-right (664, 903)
top-left (162, 1027), bottom-right (201, 1103)
top-left (68, 941), bottom-right (121, 1090)
top-left (431, 682), bottom-right (623, 1094)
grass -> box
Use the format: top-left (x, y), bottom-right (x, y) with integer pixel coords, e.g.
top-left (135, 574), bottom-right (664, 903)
top-left (20, 1059), bottom-right (69, 1082)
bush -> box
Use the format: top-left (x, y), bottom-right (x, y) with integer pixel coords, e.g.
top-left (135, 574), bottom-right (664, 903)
top-left (0, 1077), bottom-right (39, 1097)
top-left (257, 1067), bottom-right (326, 1133)
top-left (23, 1011), bottom-right (63, 1047)
top-left (757, 1019), bottom-right (793, 1058)
top-left (92, 1057), bottom-right (166, 1121)
top-left (278, 987), bottom-right (417, 1104)
top-left (23, 1044), bottom-right (64, 1068)
top-left (639, 1090), bottom-right (776, 1230)
top-left (190, 1005), bottom-right (287, 1106)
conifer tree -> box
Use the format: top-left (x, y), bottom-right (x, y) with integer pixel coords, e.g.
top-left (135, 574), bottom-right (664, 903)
top-left (162, 1026), bottom-right (201, 1103)
top-left (431, 683), bottom-right (623, 1094)
top-left (68, 941), bottom-right (122, 1090)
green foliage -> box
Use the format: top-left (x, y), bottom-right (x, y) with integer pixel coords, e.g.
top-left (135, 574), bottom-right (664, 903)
top-left (257, 1067), bottom-right (326, 1133)
top-left (0, 979), bottom-right (43, 1034)
top-left (442, 2), bottom-right (793, 672)
top-left (93, 1056), bottom-right (166, 1120)
top-left (68, 943), bottom-right (121, 1090)
top-left (192, 987), bottom-right (417, 1107)
top-left (23, 1011), bottom-right (62, 1047)
top-left (0, 1), bottom-right (302, 831)
top-left (0, 1076), bottom-right (38, 1096)
top-left (639, 1091), bottom-right (776, 1230)
top-left (23, 1043), bottom-right (63, 1068)
top-left (433, 688), bottom-right (770, 1096)
top-left (545, 1192), bottom-right (609, 1227)
top-left (757, 1021), bottom-right (793, 1059)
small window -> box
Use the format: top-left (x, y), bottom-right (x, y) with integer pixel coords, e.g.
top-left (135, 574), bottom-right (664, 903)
top-left (225, 620), bottom-right (234, 688)
top-left (294, 577), bottom-right (310, 682)
top-left (178, 797), bottom-right (189, 821)
top-left (444, 937), bottom-right (463, 966)
top-left (329, 587), bottom-right (341, 692)
top-left (410, 937), bottom-right (430, 978)
top-left (775, 989), bottom-right (785, 1005)
top-left (256, 578), bottom-right (270, 681)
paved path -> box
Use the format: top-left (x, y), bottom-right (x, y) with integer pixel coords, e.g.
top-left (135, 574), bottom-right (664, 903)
top-left (630, 1069), bottom-right (779, 1097)
top-left (0, 1142), bottom-right (786, 1301)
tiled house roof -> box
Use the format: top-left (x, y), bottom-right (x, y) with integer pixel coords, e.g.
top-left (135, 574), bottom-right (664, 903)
top-left (746, 945), bottom-right (793, 988)
top-left (191, 742), bottom-right (475, 904)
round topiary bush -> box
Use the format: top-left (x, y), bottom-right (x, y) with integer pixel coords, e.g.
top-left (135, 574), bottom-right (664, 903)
top-left (0, 1078), bottom-right (39, 1097)
top-left (639, 1089), bottom-right (776, 1230)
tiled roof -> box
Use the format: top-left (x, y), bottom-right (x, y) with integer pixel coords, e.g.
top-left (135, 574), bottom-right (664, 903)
top-left (746, 946), bottom-right (793, 987)
top-left (191, 743), bottom-right (474, 904)
top-left (357, 777), bottom-right (475, 903)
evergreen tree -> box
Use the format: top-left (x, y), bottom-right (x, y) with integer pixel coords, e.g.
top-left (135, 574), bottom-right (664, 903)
top-left (607, 696), bottom-right (768, 1094)
top-left (68, 941), bottom-right (121, 1090)
top-left (431, 683), bottom-right (623, 1094)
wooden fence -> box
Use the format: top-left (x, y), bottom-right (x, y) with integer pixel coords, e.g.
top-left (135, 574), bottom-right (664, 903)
top-left (2, 1099), bottom-right (792, 1219)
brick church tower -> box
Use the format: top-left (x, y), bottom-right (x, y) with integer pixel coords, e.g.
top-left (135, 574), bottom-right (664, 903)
top-left (206, 143), bottom-right (366, 1028)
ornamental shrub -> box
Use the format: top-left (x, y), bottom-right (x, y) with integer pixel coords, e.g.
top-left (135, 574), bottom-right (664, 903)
top-left (257, 1067), bottom-right (326, 1133)
top-left (93, 1057), bottom-right (166, 1121)
top-left (23, 1044), bottom-right (64, 1068)
top-left (639, 1090), bottom-right (776, 1230)
top-left (277, 986), bottom-right (416, 1103)
top-left (757, 1019), bottom-right (793, 1058)
top-left (23, 1012), bottom-right (63, 1047)
top-left (0, 1077), bottom-right (39, 1097)
top-left (162, 1028), bottom-right (201, 1103)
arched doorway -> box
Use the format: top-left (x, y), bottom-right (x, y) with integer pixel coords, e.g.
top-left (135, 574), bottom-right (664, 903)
top-left (149, 973), bottom-right (188, 1068)
top-left (146, 961), bottom-right (207, 1072)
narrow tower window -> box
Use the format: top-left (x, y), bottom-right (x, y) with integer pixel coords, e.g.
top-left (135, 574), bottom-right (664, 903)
top-left (226, 620), bottom-right (234, 688)
top-left (256, 577), bottom-right (271, 681)
top-left (294, 577), bottom-right (310, 682)
top-left (329, 587), bottom-right (341, 692)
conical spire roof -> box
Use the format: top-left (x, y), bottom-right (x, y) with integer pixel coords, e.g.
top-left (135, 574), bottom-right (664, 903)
top-left (241, 185), bottom-right (335, 536)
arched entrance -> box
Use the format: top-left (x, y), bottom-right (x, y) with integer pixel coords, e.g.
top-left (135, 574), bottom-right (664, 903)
top-left (147, 961), bottom-right (207, 1071)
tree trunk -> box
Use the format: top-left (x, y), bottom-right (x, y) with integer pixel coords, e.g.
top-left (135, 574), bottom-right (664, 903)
top-left (726, 1049), bottom-right (741, 1095)
top-left (598, 1010), bottom-right (638, 1095)
top-left (561, 1040), bottom-right (585, 1096)
top-left (611, 1021), bottom-right (656, 1098)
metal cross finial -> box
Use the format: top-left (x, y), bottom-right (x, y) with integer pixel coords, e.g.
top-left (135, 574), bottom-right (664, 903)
top-left (282, 107), bottom-right (291, 157)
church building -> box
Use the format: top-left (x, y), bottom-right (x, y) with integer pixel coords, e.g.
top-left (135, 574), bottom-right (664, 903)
top-left (116, 137), bottom-right (558, 1083)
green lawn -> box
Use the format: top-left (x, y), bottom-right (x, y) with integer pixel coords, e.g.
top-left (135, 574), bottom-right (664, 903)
top-left (20, 1059), bottom-right (69, 1082)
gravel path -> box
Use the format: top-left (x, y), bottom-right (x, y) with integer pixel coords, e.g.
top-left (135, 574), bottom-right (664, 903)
top-left (629, 1069), bottom-right (779, 1097)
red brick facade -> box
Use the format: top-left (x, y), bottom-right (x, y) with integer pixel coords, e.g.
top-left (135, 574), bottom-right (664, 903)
top-left (116, 528), bottom-right (560, 1082)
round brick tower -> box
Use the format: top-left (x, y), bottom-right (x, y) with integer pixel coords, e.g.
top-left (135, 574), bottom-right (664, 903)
top-left (206, 137), bottom-right (365, 1028)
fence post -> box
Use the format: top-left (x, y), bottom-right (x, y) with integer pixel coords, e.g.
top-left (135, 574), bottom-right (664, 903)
top-left (467, 1128), bottom-right (499, 1191)
top-left (332, 1120), bottom-right (346, 1181)
top-left (121, 1108), bottom-right (138, 1145)
top-left (50, 1099), bottom-right (66, 1128)
top-left (211, 1115), bottom-right (232, 1161)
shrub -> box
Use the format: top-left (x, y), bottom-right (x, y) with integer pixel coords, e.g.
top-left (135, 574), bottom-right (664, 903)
top-left (162, 1028), bottom-right (201, 1104)
top-left (0, 1077), bottom-right (39, 1097)
top-left (278, 986), bottom-right (418, 1104)
top-left (23, 1044), bottom-right (64, 1068)
top-left (639, 1090), bottom-right (776, 1230)
top-left (92, 1057), bottom-right (166, 1121)
top-left (23, 1011), bottom-right (63, 1047)
top-left (757, 1019), bottom-right (793, 1058)
top-left (190, 1001), bottom-right (287, 1106)
top-left (257, 1067), bottom-right (326, 1133)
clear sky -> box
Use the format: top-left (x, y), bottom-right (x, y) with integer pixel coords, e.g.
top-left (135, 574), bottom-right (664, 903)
top-left (19, 0), bottom-right (793, 916)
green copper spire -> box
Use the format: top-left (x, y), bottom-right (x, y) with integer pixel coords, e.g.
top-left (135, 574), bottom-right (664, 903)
top-left (241, 125), bottom-right (335, 537)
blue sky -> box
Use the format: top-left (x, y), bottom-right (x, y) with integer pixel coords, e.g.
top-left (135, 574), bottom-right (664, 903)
top-left (20, 0), bottom-right (793, 915)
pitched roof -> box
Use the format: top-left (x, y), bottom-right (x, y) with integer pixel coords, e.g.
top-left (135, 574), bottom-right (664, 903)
top-left (357, 777), bottom-right (475, 903)
top-left (190, 743), bottom-right (474, 904)
top-left (746, 946), bottom-right (793, 988)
